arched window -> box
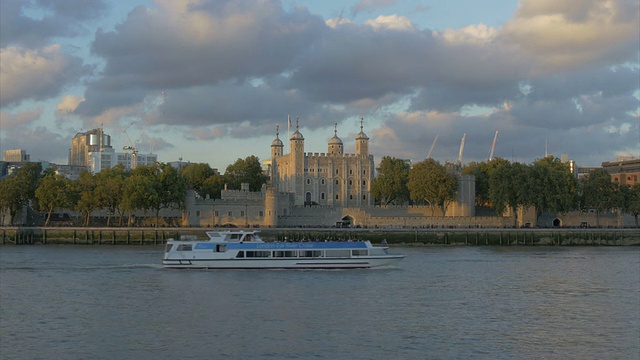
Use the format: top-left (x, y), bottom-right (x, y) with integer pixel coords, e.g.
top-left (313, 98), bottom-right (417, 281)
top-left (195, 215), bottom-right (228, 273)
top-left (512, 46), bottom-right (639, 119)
top-left (321, 192), bottom-right (325, 200)
top-left (362, 180), bottom-right (366, 186)
top-left (349, 179), bottom-right (352, 186)
top-left (335, 179), bottom-right (339, 185)
top-left (306, 178), bottom-right (311, 185)
top-left (321, 178), bottom-right (326, 185)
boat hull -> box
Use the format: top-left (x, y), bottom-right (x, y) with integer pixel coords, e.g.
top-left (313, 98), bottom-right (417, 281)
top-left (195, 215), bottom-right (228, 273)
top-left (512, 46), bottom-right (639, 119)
top-left (162, 255), bottom-right (404, 269)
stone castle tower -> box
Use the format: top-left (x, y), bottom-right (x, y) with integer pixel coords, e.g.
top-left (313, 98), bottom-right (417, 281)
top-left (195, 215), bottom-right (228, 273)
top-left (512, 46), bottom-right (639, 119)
top-left (268, 116), bottom-right (374, 208)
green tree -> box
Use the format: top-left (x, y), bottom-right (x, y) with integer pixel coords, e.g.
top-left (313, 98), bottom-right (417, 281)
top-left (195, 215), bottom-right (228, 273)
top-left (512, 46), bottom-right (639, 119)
top-left (580, 169), bottom-right (618, 227)
top-left (371, 156), bottom-right (410, 205)
top-left (0, 163), bottom-right (42, 225)
top-left (75, 170), bottom-right (99, 226)
top-left (181, 163), bottom-right (216, 194)
top-left (224, 156), bottom-right (267, 191)
top-left (489, 162), bottom-right (531, 227)
top-left (201, 173), bottom-right (225, 200)
top-left (529, 157), bottom-right (578, 220)
top-left (463, 157), bottom-right (509, 207)
top-left (122, 169), bottom-right (154, 226)
top-left (95, 164), bottom-right (127, 226)
top-left (143, 163), bottom-right (188, 227)
top-left (36, 173), bottom-right (74, 226)
top-left (619, 184), bottom-right (640, 227)
top-left (408, 158), bottom-right (458, 215)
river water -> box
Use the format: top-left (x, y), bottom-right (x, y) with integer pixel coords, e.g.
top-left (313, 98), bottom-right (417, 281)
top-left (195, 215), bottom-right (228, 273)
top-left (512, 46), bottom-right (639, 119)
top-left (0, 245), bottom-right (638, 360)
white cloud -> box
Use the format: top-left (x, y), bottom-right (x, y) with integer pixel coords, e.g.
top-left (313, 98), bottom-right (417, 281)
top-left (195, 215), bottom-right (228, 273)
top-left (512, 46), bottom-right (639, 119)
top-left (438, 24), bottom-right (498, 45)
top-left (0, 45), bottom-right (84, 107)
top-left (365, 15), bottom-right (415, 31)
top-left (502, 0), bottom-right (640, 70)
top-left (56, 95), bottom-right (85, 114)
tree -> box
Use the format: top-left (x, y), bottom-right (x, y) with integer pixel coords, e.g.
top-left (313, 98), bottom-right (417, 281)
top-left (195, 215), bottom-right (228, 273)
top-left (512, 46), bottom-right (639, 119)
top-left (201, 173), bottom-right (225, 200)
top-left (371, 156), bottom-right (410, 205)
top-left (529, 157), bottom-right (578, 220)
top-left (463, 157), bottom-right (509, 207)
top-left (94, 164), bottom-right (126, 226)
top-left (36, 173), bottom-right (73, 226)
top-left (75, 170), bottom-right (99, 226)
top-left (139, 163), bottom-right (188, 227)
top-left (224, 156), bottom-right (268, 191)
top-left (408, 158), bottom-right (458, 216)
top-left (122, 169), bottom-right (154, 226)
top-left (0, 163), bottom-right (42, 225)
top-left (619, 184), bottom-right (640, 228)
top-left (489, 162), bottom-right (531, 227)
top-left (581, 169), bottom-right (618, 227)
top-left (181, 163), bottom-right (215, 192)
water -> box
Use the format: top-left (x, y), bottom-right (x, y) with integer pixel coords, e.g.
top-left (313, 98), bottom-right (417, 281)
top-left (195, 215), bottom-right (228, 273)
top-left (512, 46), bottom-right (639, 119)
top-left (1, 245), bottom-right (638, 360)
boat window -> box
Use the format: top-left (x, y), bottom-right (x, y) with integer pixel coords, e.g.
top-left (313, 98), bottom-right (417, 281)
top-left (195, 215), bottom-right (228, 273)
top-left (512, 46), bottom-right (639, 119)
top-left (325, 250), bottom-right (351, 258)
top-left (351, 249), bottom-right (368, 256)
top-left (369, 248), bottom-right (386, 256)
top-left (230, 234), bottom-right (241, 240)
top-left (274, 251), bottom-right (297, 258)
top-left (236, 251), bottom-right (244, 258)
top-left (177, 244), bottom-right (193, 251)
top-left (244, 235), bottom-right (252, 242)
top-left (216, 244), bottom-right (227, 252)
top-left (300, 250), bottom-right (323, 258)
top-left (164, 244), bottom-right (173, 252)
top-left (246, 251), bottom-right (271, 258)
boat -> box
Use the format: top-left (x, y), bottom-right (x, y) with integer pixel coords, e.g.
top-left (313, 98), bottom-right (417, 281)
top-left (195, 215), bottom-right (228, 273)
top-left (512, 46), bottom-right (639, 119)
top-left (162, 230), bottom-right (404, 269)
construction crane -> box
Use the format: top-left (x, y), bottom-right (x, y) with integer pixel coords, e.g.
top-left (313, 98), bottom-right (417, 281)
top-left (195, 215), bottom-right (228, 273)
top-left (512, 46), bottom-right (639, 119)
top-left (121, 92), bottom-right (166, 169)
top-left (426, 135), bottom-right (439, 159)
top-left (457, 133), bottom-right (466, 165)
top-left (489, 131), bottom-right (499, 161)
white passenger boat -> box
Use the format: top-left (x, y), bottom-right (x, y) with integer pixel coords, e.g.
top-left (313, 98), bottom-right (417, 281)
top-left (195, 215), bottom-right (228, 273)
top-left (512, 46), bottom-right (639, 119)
top-left (162, 230), bottom-right (404, 269)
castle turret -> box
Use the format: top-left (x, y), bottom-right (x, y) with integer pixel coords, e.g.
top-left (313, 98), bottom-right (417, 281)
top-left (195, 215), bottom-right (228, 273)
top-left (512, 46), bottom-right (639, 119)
top-left (328, 123), bottom-right (343, 155)
top-left (355, 116), bottom-right (369, 156)
top-left (271, 125), bottom-right (284, 158)
top-left (290, 116), bottom-right (305, 205)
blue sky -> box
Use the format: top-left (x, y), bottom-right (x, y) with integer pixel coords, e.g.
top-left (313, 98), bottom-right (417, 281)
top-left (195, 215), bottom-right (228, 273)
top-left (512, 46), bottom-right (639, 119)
top-left (1, 0), bottom-right (638, 171)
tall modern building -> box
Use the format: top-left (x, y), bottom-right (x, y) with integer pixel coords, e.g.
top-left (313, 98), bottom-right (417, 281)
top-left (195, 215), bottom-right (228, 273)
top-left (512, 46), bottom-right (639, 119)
top-left (68, 127), bottom-right (157, 172)
top-left (69, 128), bottom-right (112, 167)
top-left (2, 149), bottom-right (30, 162)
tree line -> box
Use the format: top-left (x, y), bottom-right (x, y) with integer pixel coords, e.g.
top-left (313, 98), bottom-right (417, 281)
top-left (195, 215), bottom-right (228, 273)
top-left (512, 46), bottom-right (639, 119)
top-left (1, 155), bottom-right (638, 227)
top-left (0, 156), bottom-right (267, 226)
top-left (371, 156), bottom-right (640, 227)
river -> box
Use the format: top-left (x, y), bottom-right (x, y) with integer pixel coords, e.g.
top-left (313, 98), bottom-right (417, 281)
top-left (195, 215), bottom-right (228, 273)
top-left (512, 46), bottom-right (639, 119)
top-left (1, 245), bottom-right (638, 359)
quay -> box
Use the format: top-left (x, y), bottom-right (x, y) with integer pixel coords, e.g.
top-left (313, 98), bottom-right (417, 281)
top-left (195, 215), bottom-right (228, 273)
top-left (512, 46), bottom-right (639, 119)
top-left (0, 227), bottom-right (639, 246)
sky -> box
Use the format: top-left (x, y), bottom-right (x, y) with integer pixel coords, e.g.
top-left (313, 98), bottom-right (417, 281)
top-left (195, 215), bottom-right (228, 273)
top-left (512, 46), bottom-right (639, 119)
top-left (1, 0), bottom-right (639, 172)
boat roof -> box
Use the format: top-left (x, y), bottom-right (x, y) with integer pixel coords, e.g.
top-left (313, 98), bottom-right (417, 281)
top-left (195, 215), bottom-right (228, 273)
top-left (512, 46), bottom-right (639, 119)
top-left (194, 241), bottom-right (371, 250)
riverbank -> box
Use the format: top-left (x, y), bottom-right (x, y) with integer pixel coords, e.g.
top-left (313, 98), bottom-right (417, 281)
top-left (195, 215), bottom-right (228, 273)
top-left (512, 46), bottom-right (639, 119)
top-left (1, 227), bottom-right (639, 246)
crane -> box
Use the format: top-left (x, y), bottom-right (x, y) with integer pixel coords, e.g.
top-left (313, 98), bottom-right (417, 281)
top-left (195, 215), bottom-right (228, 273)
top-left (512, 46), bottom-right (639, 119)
top-left (121, 92), bottom-right (166, 169)
top-left (426, 135), bottom-right (439, 159)
top-left (457, 133), bottom-right (466, 165)
top-left (489, 131), bottom-right (498, 161)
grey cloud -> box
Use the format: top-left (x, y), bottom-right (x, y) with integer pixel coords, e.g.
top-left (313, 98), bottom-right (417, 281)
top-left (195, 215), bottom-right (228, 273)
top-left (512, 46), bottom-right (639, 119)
top-left (83, 0), bottom-right (325, 116)
top-left (0, 0), bottom-right (107, 47)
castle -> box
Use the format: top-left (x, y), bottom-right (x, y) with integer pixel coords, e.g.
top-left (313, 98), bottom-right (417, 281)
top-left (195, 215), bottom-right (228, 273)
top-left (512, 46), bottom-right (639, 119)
top-left (184, 117), bottom-right (478, 228)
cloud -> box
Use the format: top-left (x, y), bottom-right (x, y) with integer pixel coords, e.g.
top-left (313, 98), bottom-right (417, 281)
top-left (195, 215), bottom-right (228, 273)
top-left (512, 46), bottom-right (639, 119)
top-left (365, 15), bottom-right (415, 31)
top-left (0, 45), bottom-right (86, 108)
top-left (56, 95), bottom-right (85, 114)
top-left (0, 122), bottom-right (69, 164)
top-left (501, 0), bottom-right (640, 71)
top-left (79, 0), bottom-right (326, 117)
top-left (0, 108), bottom-right (43, 129)
top-left (0, 0), bottom-right (107, 47)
